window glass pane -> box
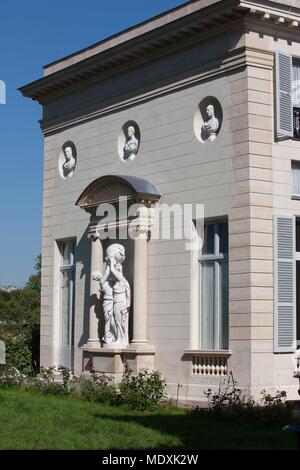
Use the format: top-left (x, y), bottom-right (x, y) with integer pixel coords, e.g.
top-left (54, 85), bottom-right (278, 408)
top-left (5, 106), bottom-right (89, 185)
top-left (201, 263), bottom-right (215, 349)
top-left (199, 220), bottom-right (229, 350)
top-left (61, 241), bottom-right (75, 266)
top-left (292, 59), bottom-right (300, 107)
top-left (219, 260), bottom-right (229, 349)
top-left (61, 270), bottom-right (72, 346)
top-left (292, 161), bottom-right (300, 196)
top-left (202, 224), bottom-right (215, 255)
top-left (219, 222), bottom-right (228, 254)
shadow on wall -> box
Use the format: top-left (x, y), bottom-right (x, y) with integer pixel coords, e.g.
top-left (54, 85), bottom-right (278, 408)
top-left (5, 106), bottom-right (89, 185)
top-left (76, 226), bottom-right (93, 348)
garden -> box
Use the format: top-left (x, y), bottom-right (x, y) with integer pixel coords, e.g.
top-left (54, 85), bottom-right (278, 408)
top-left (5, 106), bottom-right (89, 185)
top-left (0, 365), bottom-right (298, 450)
top-left (0, 257), bottom-right (299, 450)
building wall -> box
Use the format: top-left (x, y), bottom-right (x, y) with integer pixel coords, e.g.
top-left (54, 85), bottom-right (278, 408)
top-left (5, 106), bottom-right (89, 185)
top-left (244, 24), bottom-right (300, 398)
top-left (41, 60), bottom-right (255, 400)
top-left (40, 15), bottom-right (300, 401)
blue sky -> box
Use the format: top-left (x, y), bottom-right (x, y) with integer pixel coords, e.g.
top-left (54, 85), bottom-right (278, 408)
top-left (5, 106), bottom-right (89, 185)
top-left (0, 0), bottom-right (186, 287)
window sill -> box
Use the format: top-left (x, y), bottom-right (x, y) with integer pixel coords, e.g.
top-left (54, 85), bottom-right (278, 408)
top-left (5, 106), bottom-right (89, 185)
top-left (184, 349), bottom-right (232, 357)
top-left (292, 195), bottom-right (300, 201)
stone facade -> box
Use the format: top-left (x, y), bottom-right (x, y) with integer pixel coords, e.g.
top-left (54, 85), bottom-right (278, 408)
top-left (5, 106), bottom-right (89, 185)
top-left (20, 0), bottom-right (300, 402)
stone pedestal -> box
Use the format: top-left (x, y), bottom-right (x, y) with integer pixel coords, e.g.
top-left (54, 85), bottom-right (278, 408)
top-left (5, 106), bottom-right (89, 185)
top-left (82, 345), bottom-right (156, 376)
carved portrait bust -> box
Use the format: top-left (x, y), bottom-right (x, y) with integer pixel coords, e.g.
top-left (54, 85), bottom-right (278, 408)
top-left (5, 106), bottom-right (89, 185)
top-left (201, 104), bottom-right (220, 142)
top-left (123, 125), bottom-right (139, 161)
top-left (62, 145), bottom-right (76, 178)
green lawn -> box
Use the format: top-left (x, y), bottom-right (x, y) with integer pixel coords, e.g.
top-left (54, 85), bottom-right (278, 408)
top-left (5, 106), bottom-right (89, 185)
top-left (0, 388), bottom-right (296, 450)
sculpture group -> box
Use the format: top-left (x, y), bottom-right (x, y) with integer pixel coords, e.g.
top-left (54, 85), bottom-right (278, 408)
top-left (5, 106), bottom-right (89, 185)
top-left (92, 243), bottom-right (131, 348)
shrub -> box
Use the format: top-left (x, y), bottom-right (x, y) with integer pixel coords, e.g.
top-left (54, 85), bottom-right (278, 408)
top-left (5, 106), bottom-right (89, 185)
top-left (0, 367), bottom-right (29, 389)
top-left (79, 369), bottom-right (117, 404)
top-left (37, 382), bottom-right (69, 396)
top-left (0, 323), bottom-right (39, 375)
top-left (203, 371), bottom-right (249, 410)
top-left (0, 363), bottom-right (167, 411)
top-left (35, 365), bottom-right (74, 395)
top-left (260, 389), bottom-right (287, 406)
top-left (198, 371), bottom-right (293, 424)
top-left (118, 366), bottom-right (166, 410)
top-left (81, 381), bottom-right (117, 404)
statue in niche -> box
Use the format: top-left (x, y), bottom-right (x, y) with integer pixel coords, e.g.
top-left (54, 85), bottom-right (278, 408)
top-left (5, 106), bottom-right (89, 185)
top-left (62, 146), bottom-right (76, 177)
top-left (92, 243), bottom-right (131, 348)
top-left (201, 104), bottom-right (220, 142)
top-left (123, 125), bottom-right (138, 161)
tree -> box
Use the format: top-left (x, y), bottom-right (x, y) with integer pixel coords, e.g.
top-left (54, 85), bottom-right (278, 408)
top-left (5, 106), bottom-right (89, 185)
top-left (26, 254), bottom-right (41, 293)
top-left (0, 255), bottom-right (41, 324)
top-left (0, 256), bottom-right (41, 373)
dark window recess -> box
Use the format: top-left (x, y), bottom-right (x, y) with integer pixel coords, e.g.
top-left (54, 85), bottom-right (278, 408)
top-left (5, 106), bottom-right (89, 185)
top-left (202, 224), bottom-right (215, 255)
top-left (294, 107), bottom-right (300, 139)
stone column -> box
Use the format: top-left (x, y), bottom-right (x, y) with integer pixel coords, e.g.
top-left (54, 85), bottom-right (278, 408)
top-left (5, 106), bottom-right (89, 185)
top-left (131, 225), bottom-right (149, 346)
top-left (87, 232), bottom-right (102, 348)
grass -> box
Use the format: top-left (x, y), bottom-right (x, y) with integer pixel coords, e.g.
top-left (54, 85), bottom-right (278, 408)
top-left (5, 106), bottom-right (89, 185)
top-left (0, 388), bottom-right (297, 450)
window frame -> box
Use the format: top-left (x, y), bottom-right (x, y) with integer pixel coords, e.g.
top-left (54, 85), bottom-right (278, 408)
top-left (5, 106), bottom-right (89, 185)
top-left (291, 160), bottom-right (300, 200)
top-left (198, 220), bottom-right (229, 351)
top-left (291, 54), bottom-right (300, 140)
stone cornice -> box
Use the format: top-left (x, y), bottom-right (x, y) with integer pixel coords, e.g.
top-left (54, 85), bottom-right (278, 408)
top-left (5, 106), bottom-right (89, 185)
top-left (19, 0), bottom-right (300, 135)
top-left (38, 45), bottom-right (273, 135)
top-left (19, 0), bottom-right (246, 103)
top-left (241, 0), bottom-right (300, 25)
top-left (40, 1), bottom-right (300, 78)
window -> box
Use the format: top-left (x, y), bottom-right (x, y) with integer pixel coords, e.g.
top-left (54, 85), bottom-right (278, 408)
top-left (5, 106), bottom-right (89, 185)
top-left (292, 59), bottom-right (300, 107)
top-left (293, 59), bottom-right (300, 139)
top-left (59, 240), bottom-right (75, 347)
top-left (292, 161), bottom-right (300, 199)
top-left (199, 221), bottom-right (229, 350)
top-left (276, 51), bottom-right (300, 139)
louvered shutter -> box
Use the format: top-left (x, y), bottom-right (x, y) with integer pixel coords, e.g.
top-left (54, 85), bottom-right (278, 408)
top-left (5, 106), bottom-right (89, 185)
top-left (274, 215), bottom-right (296, 353)
top-left (276, 51), bottom-right (293, 138)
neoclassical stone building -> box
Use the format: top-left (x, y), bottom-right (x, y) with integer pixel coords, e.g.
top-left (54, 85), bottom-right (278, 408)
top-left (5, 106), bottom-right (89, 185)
top-left (21, 0), bottom-right (300, 401)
